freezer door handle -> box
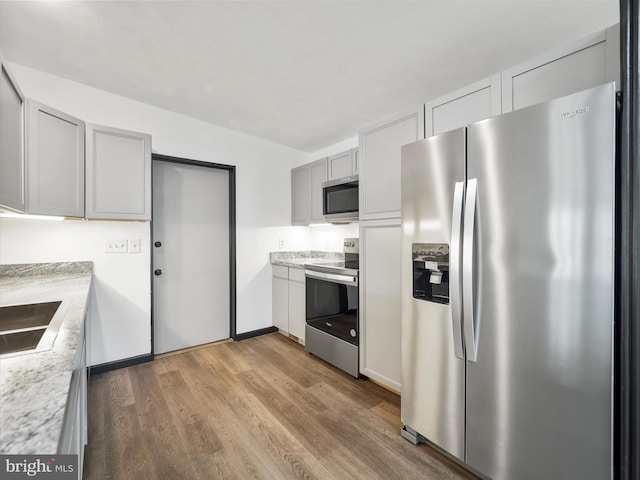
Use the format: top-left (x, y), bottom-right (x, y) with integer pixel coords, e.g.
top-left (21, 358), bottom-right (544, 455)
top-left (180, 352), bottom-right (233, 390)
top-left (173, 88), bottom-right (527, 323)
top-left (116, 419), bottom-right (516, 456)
top-left (450, 181), bottom-right (465, 359)
top-left (463, 178), bottom-right (479, 362)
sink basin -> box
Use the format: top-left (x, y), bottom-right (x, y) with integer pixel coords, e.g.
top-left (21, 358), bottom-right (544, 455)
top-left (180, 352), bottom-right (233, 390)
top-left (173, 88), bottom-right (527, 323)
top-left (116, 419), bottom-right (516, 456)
top-left (0, 330), bottom-right (48, 355)
top-left (0, 301), bottom-right (61, 333)
top-left (0, 301), bottom-right (63, 356)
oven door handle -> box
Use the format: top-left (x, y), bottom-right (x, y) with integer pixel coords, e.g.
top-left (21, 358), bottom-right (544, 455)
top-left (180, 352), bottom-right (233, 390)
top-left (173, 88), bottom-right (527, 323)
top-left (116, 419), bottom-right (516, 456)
top-left (305, 270), bottom-right (359, 287)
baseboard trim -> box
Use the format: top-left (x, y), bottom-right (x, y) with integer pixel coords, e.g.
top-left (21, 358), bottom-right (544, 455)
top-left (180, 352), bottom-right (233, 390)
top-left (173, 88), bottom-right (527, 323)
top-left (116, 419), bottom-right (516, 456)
top-left (90, 353), bottom-right (154, 375)
top-left (234, 326), bottom-right (278, 341)
top-left (361, 374), bottom-right (401, 396)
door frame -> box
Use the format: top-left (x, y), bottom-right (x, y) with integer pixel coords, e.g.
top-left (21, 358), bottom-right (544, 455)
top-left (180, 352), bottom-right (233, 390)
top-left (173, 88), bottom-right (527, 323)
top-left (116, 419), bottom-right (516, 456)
top-left (151, 153), bottom-right (237, 357)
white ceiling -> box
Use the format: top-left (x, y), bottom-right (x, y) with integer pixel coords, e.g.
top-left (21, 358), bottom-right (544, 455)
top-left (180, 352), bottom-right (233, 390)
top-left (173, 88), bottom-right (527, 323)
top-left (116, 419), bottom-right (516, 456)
top-left (0, 1), bottom-right (619, 153)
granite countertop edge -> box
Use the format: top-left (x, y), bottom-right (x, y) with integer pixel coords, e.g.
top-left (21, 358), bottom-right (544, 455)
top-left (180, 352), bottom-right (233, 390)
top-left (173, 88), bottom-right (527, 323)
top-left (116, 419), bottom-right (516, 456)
top-left (0, 261), bottom-right (93, 455)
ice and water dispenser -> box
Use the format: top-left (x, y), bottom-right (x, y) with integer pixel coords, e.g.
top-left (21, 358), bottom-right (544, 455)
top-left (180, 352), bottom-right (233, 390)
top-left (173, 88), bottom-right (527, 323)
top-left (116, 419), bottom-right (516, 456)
top-left (412, 243), bottom-right (449, 304)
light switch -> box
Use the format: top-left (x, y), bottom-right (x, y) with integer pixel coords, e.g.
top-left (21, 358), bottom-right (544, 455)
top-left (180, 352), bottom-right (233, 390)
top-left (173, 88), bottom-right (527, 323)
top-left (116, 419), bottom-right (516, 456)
top-left (105, 239), bottom-right (128, 253)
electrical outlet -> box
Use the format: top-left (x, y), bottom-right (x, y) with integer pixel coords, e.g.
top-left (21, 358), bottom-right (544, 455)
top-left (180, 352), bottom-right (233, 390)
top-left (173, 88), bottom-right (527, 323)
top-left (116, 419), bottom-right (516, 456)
top-left (278, 238), bottom-right (285, 249)
top-left (128, 238), bottom-right (141, 254)
top-left (105, 239), bottom-right (128, 253)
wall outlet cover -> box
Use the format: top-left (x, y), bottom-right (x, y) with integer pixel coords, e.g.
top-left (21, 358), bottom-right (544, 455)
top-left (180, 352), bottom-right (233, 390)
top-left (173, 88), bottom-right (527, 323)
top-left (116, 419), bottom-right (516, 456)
top-left (128, 238), bottom-right (141, 254)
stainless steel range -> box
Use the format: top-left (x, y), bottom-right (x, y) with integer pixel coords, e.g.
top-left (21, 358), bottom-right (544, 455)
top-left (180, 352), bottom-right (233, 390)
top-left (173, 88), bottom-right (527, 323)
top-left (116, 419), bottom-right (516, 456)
top-left (304, 238), bottom-right (359, 377)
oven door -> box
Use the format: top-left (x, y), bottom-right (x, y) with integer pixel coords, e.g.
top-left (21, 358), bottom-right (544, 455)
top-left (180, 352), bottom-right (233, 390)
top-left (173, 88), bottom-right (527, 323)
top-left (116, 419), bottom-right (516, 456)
top-left (305, 270), bottom-right (359, 345)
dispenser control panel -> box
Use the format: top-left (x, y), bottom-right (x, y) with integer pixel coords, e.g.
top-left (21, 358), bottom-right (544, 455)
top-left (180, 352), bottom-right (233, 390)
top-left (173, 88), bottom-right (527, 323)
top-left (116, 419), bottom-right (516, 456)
top-left (412, 243), bottom-right (449, 304)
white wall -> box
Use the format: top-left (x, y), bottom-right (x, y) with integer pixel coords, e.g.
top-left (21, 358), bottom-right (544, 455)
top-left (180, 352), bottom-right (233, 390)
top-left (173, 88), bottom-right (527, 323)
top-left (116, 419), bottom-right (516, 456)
top-left (307, 223), bottom-right (359, 251)
top-left (0, 217), bottom-right (150, 366)
top-left (0, 63), bottom-right (308, 365)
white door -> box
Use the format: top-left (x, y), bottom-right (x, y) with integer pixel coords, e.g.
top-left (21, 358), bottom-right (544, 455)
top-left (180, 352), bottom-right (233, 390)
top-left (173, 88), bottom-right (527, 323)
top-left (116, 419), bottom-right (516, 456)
top-left (153, 160), bottom-right (230, 354)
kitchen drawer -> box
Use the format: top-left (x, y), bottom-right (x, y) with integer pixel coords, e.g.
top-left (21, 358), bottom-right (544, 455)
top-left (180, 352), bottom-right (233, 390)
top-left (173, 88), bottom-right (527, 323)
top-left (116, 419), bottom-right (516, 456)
top-left (272, 264), bottom-right (288, 280)
top-left (288, 267), bottom-right (305, 283)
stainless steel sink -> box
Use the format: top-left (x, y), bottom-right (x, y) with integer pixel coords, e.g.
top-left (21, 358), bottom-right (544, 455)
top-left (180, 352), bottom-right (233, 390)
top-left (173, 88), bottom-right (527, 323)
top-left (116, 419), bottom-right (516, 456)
top-left (0, 301), bottom-right (64, 357)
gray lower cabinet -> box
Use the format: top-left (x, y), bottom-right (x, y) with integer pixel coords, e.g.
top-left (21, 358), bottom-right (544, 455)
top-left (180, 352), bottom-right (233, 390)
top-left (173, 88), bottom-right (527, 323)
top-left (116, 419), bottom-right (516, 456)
top-left (359, 219), bottom-right (402, 391)
top-left (272, 265), bottom-right (289, 331)
top-left (26, 100), bottom-right (85, 217)
top-left (85, 123), bottom-right (152, 220)
top-left (0, 56), bottom-right (25, 212)
top-left (272, 265), bottom-right (305, 344)
top-left (290, 157), bottom-right (327, 225)
top-left (287, 268), bottom-right (306, 341)
top-left (59, 314), bottom-right (87, 480)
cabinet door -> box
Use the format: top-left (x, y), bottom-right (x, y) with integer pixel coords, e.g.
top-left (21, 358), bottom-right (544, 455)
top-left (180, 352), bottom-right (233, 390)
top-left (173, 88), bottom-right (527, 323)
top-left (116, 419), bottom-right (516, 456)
top-left (309, 158), bottom-right (327, 223)
top-left (288, 279), bottom-right (306, 343)
top-left (359, 106), bottom-right (423, 221)
top-left (352, 148), bottom-right (359, 175)
top-left (425, 75), bottom-right (501, 137)
top-left (78, 335), bottom-right (87, 478)
top-left (328, 150), bottom-right (353, 180)
top-left (291, 164), bottom-right (309, 225)
top-left (0, 59), bottom-right (25, 212)
top-left (26, 100), bottom-right (85, 217)
top-left (86, 124), bottom-right (151, 220)
top-left (502, 27), bottom-right (616, 113)
top-left (273, 275), bottom-right (289, 333)
top-left (359, 219), bottom-right (402, 391)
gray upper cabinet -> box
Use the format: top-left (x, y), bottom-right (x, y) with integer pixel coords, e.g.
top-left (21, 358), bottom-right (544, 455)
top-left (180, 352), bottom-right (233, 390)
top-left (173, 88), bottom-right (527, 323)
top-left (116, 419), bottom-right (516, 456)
top-left (328, 148), bottom-right (359, 180)
top-left (0, 57), bottom-right (25, 212)
top-left (291, 164), bottom-right (310, 225)
top-left (309, 158), bottom-right (327, 223)
top-left (359, 106), bottom-right (424, 221)
top-left (502, 24), bottom-right (619, 113)
top-left (328, 150), bottom-right (353, 180)
top-left (425, 74), bottom-right (502, 137)
top-left (291, 157), bottom-right (327, 225)
top-left (26, 100), bottom-right (85, 217)
top-left (85, 123), bottom-right (151, 220)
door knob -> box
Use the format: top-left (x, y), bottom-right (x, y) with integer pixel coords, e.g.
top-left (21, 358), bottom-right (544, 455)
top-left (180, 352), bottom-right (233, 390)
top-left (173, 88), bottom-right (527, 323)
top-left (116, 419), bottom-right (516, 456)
top-left (154, 241), bottom-right (162, 248)
top-left (154, 269), bottom-right (162, 276)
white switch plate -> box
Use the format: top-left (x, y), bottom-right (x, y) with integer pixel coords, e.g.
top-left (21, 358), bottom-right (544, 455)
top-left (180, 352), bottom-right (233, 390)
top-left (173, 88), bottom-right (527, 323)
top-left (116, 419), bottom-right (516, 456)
top-left (105, 239), bottom-right (128, 253)
top-left (128, 238), bottom-right (141, 254)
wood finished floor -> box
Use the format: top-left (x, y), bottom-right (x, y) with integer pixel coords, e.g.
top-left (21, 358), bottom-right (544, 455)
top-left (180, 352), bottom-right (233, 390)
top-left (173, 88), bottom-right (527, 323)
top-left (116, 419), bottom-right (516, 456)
top-left (83, 333), bottom-right (478, 480)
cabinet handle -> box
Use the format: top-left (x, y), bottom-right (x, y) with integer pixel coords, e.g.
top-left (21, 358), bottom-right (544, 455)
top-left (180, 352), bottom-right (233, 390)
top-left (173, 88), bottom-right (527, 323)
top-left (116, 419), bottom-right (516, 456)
top-left (154, 269), bottom-right (162, 276)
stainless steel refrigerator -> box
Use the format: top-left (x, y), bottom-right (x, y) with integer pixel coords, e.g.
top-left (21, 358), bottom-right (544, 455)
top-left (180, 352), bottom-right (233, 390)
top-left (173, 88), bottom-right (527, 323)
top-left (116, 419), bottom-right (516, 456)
top-left (400, 82), bottom-right (615, 480)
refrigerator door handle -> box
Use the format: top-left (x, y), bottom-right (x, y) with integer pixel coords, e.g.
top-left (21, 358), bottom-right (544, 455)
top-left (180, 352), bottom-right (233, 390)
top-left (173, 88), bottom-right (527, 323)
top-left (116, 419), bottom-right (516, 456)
top-left (450, 181), bottom-right (465, 360)
top-left (463, 178), bottom-right (479, 362)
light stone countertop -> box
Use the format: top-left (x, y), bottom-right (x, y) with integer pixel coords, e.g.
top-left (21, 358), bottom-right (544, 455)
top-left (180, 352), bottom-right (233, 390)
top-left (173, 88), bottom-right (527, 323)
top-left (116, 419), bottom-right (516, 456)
top-left (270, 250), bottom-right (344, 268)
top-left (0, 262), bottom-right (93, 454)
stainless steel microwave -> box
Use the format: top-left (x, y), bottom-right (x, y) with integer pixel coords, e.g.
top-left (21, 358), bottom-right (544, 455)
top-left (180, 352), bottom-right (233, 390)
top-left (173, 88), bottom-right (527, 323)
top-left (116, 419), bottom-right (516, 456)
top-left (322, 175), bottom-right (359, 222)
